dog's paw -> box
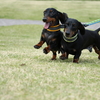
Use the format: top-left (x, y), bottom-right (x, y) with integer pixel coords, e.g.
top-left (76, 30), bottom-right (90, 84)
top-left (51, 58), bottom-right (56, 60)
top-left (60, 53), bottom-right (68, 60)
top-left (51, 55), bottom-right (56, 60)
top-left (43, 48), bottom-right (48, 54)
top-left (34, 45), bottom-right (41, 49)
top-left (60, 56), bottom-right (67, 60)
top-left (43, 47), bottom-right (50, 54)
top-left (73, 59), bottom-right (79, 63)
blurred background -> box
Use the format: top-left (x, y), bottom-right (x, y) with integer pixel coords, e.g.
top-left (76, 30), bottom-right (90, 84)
top-left (0, 0), bottom-right (100, 22)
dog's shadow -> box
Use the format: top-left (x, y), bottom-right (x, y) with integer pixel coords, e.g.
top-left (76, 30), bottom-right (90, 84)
top-left (39, 55), bottom-right (100, 65)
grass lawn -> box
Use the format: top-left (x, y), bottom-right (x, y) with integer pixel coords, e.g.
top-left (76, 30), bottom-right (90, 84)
top-left (0, 25), bottom-right (100, 100)
top-left (0, 0), bottom-right (100, 22)
top-left (0, 0), bottom-right (100, 100)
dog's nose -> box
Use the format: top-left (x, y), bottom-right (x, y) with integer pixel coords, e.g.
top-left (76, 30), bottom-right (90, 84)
top-left (42, 18), bottom-right (47, 22)
top-left (65, 32), bottom-right (70, 35)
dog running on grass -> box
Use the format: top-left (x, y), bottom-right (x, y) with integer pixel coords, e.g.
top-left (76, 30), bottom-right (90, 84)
top-left (60, 18), bottom-right (100, 63)
top-left (34, 8), bottom-right (68, 60)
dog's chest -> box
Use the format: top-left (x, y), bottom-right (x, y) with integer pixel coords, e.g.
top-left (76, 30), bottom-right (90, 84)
top-left (63, 42), bottom-right (78, 54)
top-left (44, 31), bottom-right (61, 40)
top-left (68, 45), bottom-right (77, 53)
top-left (44, 32), bottom-right (50, 38)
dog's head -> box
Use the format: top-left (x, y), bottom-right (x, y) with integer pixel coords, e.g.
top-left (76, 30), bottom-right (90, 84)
top-left (43, 8), bottom-right (68, 29)
top-left (63, 18), bottom-right (85, 38)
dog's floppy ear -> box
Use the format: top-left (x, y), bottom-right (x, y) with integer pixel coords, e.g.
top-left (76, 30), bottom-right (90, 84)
top-left (78, 21), bottom-right (85, 35)
top-left (58, 12), bottom-right (68, 24)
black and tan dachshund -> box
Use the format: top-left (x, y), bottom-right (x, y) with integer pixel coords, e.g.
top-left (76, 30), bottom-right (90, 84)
top-left (60, 18), bottom-right (100, 63)
top-left (34, 8), bottom-right (67, 60)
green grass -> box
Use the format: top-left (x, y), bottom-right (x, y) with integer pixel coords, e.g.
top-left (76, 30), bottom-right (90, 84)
top-left (0, 1), bottom-right (100, 22)
top-left (0, 1), bottom-right (100, 100)
top-left (0, 25), bottom-right (100, 100)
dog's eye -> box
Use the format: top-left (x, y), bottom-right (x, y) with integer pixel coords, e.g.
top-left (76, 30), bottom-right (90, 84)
top-left (49, 11), bottom-right (55, 16)
top-left (50, 10), bottom-right (53, 14)
top-left (50, 10), bottom-right (54, 14)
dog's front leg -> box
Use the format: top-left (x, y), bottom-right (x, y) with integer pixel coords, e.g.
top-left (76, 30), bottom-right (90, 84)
top-left (73, 52), bottom-right (81, 63)
top-left (34, 34), bottom-right (45, 49)
top-left (51, 51), bottom-right (57, 60)
top-left (59, 46), bottom-right (69, 60)
top-left (60, 52), bottom-right (69, 60)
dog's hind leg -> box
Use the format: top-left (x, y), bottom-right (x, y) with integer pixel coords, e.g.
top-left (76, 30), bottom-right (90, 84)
top-left (93, 45), bottom-right (100, 59)
top-left (98, 52), bottom-right (100, 59)
top-left (93, 46), bottom-right (99, 54)
top-left (87, 46), bottom-right (92, 52)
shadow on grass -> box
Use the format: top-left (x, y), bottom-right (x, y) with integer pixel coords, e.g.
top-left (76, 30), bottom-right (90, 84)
top-left (34, 54), bottom-right (100, 66)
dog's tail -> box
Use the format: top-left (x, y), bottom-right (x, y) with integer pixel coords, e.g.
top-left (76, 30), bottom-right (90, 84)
top-left (95, 28), bottom-right (100, 33)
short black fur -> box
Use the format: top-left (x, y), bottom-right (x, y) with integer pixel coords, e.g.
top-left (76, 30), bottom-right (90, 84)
top-left (60, 18), bottom-right (100, 63)
top-left (34, 8), bottom-right (68, 60)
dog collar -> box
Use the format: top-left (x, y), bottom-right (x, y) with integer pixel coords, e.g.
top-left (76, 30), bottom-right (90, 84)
top-left (63, 33), bottom-right (78, 42)
top-left (46, 24), bottom-right (64, 32)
